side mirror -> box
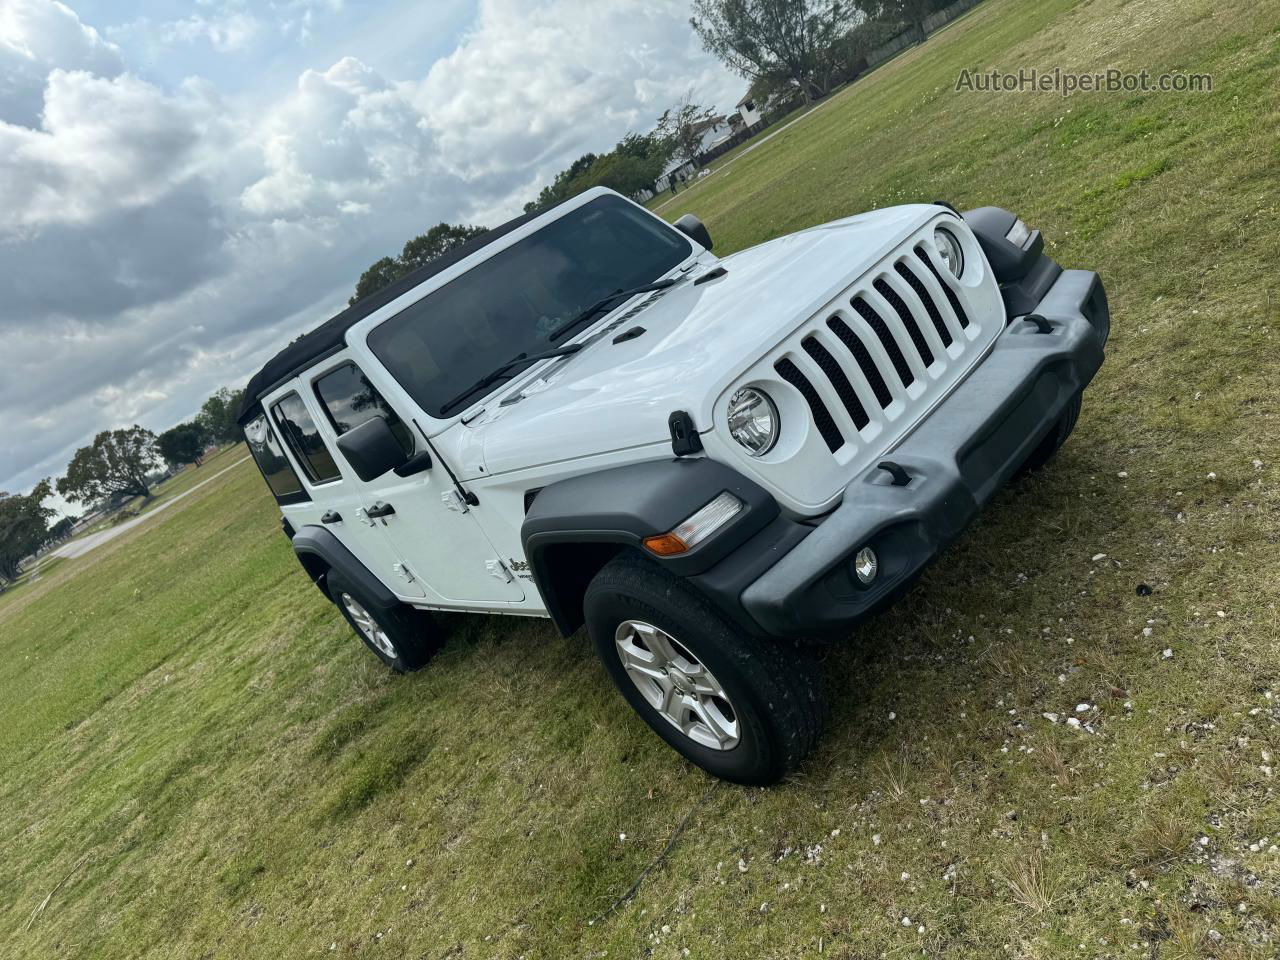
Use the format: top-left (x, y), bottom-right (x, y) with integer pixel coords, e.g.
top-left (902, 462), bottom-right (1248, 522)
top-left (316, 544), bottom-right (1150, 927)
top-left (337, 417), bottom-right (409, 482)
top-left (674, 214), bottom-right (713, 251)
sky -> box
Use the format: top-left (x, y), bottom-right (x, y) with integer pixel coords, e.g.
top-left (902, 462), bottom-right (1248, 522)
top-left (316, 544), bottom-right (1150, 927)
top-left (0, 0), bottom-right (743, 509)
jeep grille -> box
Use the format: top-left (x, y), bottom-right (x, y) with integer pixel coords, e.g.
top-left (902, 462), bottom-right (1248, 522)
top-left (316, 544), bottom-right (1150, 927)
top-left (771, 242), bottom-right (987, 455)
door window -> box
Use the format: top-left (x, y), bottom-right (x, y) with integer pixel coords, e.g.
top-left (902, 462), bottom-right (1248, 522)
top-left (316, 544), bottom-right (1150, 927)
top-left (271, 393), bottom-right (341, 484)
top-left (313, 362), bottom-right (414, 455)
top-left (244, 414), bottom-right (309, 503)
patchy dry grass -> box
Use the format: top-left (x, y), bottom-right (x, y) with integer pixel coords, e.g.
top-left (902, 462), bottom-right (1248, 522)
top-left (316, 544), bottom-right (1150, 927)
top-left (2, 0), bottom-right (1279, 956)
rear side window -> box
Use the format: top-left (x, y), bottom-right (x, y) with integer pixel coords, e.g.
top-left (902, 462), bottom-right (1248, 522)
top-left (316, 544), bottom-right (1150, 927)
top-left (244, 414), bottom-right (309, 503)
top-left (271, 393), bottom-right (341, 484)
top-left (313, 362), bottom-right (414, 455)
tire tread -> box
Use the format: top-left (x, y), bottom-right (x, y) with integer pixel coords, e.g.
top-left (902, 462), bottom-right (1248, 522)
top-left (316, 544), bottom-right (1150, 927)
top-left (587, 552), bottom-right (824, 783)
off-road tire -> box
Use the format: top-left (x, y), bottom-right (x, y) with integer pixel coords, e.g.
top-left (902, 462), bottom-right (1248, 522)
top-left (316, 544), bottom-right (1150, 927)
top-left (584, 552), bottom-right (824, 785)
top-left (326, 569), bottom-right (439, 673)
top-left (1017, 393), bottom-right (1082, 476)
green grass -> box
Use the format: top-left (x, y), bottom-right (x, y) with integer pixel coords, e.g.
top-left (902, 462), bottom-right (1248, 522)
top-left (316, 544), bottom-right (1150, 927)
top-left (3, 0), bottom-right (1280, 955)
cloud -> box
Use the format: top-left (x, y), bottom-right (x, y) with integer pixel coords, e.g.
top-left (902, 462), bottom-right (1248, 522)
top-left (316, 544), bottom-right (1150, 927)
top-left (160, 11), bottom-right (263, 53)
top-left (0, 0), bottom-right (123, 126)
top-left (1, 0), bottom-right (741, 500)
top-left (240, 56), bottom-right (435, 220)
top-left (0, 69), bottom-right (226, 233)
top-left (419, 0), bottom-right (742, 200)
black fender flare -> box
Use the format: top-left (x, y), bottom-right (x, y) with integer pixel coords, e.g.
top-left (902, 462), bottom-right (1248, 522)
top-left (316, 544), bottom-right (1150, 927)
top-left (960, 205), bottom-right (1064, 318)
top-left (520, 457), bottom-right (777, 636)
top-left (291, 525), bottom-right (401, 611)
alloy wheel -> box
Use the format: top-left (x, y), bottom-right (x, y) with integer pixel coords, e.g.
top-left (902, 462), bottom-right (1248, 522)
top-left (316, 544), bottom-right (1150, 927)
top-left (614, 620), bottom-right (740, 750)
top-left (341, 593), bottom-right (398, 660)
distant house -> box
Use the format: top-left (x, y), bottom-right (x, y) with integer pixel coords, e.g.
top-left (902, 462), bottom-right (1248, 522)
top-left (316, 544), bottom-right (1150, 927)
top-left (652, 116), bottom-right (735, 194)
top-left (736, 93), bottom-right (763, 129)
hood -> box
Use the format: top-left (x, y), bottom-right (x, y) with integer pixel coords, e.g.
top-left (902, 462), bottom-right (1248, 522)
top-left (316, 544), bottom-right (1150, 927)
top-left (456, 204), bottom-right (942, 478)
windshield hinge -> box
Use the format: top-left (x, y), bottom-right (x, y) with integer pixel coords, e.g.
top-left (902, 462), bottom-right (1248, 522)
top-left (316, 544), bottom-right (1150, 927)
top-left (442, 490), bottom-right (471, 514)
top-left (485, 558), bottom-right (515, 583)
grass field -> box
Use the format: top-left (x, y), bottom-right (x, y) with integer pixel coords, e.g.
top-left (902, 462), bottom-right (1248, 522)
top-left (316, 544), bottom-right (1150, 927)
top-left (3, 0), bottom-right (1279, 956)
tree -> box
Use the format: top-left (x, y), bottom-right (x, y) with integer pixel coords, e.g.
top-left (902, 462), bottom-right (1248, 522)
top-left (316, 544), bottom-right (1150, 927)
top-left (655, 91), bottom-right (722, 167)
top-left (157, 421), bottom-right (209, 469)
top-left (0, 481), bottom-right (54, 584)
top-left (47, 515), bottom-right (77, 544)
top-left (351, 223), bottom-right (489, 304)
top-left (196, 387), bottom-right (245, 446)
top-left (56, 426), bottom-right (160, 507)
top-left (576, 151), bottom-right (668, 198)
top-left (523, 136), bottom-right (672, 213)
top-left (690, 0), bottom-right (861, 102)
top-left (349, 257), bottom-right (400, 305)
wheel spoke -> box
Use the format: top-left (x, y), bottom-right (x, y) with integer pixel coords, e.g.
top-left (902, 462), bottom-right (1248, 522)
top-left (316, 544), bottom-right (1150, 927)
top-left (636, 625), bottom-right (680, 667)
top-left (691, 697), bottom-right (737, 748)
top-left (684, 665), bottom-right (721, 697)
top-left (656, 680), bottom-right (679, 718)
top-left (617, 641), bottom-right (662, 677)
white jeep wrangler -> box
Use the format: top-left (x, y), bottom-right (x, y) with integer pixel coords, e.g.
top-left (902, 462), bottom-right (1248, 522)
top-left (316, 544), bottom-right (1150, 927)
top-left (239, 187), bottom-right (1108, 784)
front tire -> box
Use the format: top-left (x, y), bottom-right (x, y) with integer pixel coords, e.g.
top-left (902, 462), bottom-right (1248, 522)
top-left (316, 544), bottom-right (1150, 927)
top-left (326, 570), bottom-right (439, 673)
top-left (584, 553), bottom-right (824, 785)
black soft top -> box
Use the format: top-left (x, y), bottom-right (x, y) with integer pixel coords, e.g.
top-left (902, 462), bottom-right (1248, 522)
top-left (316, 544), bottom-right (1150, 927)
top-left (236, 205), bottom-right (546, 426)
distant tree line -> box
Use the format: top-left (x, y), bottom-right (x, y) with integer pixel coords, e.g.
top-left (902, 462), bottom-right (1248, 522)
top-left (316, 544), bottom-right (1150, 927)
top-left (0, 384), bottom-right (247, 587)
top-left (691, 0), bottom-right (957, 105)
top-left (350, 223), bottom-right (489, 306)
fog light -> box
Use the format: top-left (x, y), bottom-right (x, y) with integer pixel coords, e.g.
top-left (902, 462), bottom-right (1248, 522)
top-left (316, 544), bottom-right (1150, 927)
top-left (853, 547), bottom-right (879, 584)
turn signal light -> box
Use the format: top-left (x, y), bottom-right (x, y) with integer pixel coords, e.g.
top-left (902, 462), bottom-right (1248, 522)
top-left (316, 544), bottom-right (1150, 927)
top-left (642, 492), bottom-right (744, 557)
top-left (642, 533), bottom-right (689, 556)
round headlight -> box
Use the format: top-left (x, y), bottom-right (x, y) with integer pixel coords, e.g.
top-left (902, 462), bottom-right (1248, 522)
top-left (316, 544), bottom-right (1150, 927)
top-left (727, 387), bottom-right (779, 457)
top-left (933, 227), bottom-right (964, 278)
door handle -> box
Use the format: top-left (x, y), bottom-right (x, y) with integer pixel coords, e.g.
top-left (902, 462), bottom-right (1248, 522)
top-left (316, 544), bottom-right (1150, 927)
top-left (365, 501), bottom-right (396, 519)
top-left (320, 510), bottom-right (343, 524)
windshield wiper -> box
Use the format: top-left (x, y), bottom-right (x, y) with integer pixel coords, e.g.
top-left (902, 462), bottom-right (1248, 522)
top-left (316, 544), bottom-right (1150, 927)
top-left (439, 342), bottom-right (584, 416)
top-left (547, 277), bottom-right (678, 343)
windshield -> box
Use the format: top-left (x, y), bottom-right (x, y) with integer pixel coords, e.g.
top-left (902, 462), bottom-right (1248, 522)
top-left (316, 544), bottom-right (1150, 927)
top-left (366, 195), bottom-right (692, 417)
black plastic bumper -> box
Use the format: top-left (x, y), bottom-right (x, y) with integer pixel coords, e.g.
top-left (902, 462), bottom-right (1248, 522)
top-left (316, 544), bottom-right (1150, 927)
top-left (732, 268), bottom-right (1109, 638)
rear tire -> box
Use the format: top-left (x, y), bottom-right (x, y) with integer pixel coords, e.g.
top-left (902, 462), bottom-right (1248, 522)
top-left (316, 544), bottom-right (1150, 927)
top-left (584, 552), bottom-right (824, 785)
top-left (326, 570), bottom-right (439, 673)
top-left (1017, 393), bottom-right (1082, 476)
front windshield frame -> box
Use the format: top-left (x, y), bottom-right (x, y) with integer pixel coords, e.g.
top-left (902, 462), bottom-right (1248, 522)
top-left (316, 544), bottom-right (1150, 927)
top-left (363, 194), bottom-right (694, 419)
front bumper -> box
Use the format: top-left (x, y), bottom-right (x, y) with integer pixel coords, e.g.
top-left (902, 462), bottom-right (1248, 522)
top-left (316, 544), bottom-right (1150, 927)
top-left (729, 268), bottom-right (1109, 638)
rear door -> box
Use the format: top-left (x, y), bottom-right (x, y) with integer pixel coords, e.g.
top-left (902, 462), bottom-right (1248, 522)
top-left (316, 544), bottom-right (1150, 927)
top-left (310, 358), bottom-right (524, 604)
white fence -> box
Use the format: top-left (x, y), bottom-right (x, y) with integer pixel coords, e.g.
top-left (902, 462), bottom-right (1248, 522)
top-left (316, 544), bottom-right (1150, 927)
top-left (864, 0), bottom-right (986, 70)
top-left (923, 0), bottom-right (984, 33)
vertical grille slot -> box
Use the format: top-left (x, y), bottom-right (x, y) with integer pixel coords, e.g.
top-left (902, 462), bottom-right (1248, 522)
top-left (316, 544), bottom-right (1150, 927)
top-left (827, 317), bottom-right (894, 409)
top-left (873, 278), bottom-right (935, 367)
top-left (895, 261), bottom-right (953, 348)
top-left (774, 357), bottom-right (844, 452)
top-left (801, 337), bottom-right (869, 429)
top-left (914, 246), bottom-right (970, 329)
top-left (851, 296), bottom-right (915, 389)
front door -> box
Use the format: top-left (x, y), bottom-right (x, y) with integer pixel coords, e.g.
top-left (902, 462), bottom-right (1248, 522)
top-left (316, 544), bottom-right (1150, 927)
top-left (309, 358), bottom-right (524, 605)
top-left (264, 390), bottom-right (426, 601)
